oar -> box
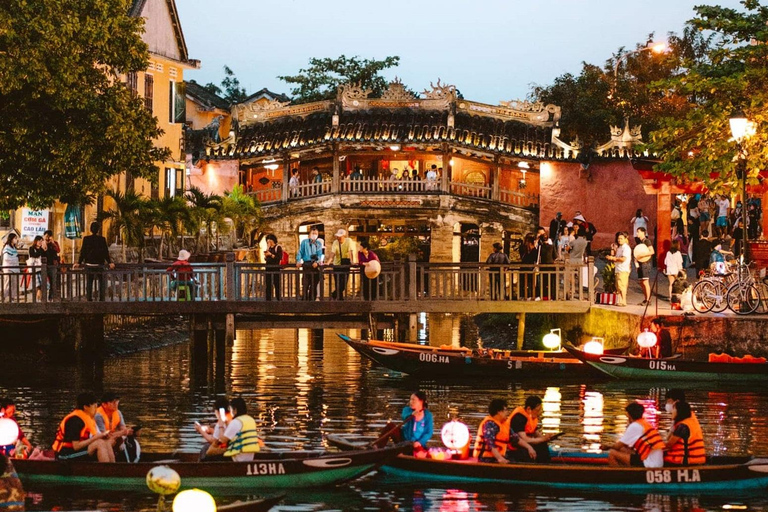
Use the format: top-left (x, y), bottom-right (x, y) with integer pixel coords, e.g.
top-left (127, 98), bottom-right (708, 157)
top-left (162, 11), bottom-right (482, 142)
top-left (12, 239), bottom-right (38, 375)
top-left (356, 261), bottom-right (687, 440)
top-left (366, 415), bottom-right (413, 449)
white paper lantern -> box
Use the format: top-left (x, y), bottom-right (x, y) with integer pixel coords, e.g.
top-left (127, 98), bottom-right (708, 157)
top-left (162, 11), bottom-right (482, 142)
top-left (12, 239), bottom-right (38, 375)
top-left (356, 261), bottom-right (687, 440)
top-left (365, 260), bottom-right (381, 279)
top-left (542, 330), bottom-right (561, 350)
top-left (441, 421), bottom-right (470, 450)
top-left (0, 418), bottom-right (19, 446)
top-left (637, 329), bottom-right (658, 349)
top-left (146, 465), bottom-right (181, 495)
top-left (173, 488), bottom-right (217, 512)
top-left (583, 340), bottom-right (604, 355)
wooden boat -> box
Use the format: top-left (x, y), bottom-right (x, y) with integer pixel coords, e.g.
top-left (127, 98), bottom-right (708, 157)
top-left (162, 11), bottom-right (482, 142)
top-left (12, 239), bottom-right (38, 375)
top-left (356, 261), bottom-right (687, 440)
top-left (12, 444), bottom-right (405, 490)
top-left (338, 334), bottom-right (609, 378)
top-left (564, 344), bottom-right (768, 382)
top-left (218, 494), bottom-right (284, 512)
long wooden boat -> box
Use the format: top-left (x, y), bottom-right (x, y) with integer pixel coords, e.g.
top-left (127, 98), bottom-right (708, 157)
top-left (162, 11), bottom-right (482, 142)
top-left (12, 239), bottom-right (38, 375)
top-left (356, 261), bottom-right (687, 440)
top-left (564, 344), bottom-right (768, 382)
top-left (12, 444), bottom-right (405, 490)
top-left (338, 334), bottom-right (607, 378)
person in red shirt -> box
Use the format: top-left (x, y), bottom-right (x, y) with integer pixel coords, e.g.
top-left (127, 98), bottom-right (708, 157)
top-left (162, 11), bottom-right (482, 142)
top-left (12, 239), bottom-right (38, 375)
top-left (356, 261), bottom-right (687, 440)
top-left (0, 398), bottom-right (32, 458)
top-left (167, 249), bottom-right (196, 299)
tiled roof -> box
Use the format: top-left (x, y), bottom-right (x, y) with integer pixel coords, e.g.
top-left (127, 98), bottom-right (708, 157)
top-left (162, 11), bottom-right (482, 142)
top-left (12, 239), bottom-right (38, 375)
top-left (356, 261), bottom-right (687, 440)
top-left (243, 88), bottom-right (292, 104)
top-left (185, 80), bottom-right (230, 110)
top-left (218, 109), bottom-right (559, 160)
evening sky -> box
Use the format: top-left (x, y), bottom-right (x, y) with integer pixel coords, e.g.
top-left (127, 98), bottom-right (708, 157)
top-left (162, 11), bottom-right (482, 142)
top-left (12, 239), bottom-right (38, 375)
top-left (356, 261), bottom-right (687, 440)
top-left (177, 0), bottom-right (743, 104)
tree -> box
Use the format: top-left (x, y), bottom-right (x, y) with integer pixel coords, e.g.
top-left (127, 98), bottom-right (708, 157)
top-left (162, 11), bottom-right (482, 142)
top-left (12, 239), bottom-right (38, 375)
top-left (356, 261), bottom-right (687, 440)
top-left (278, 55), bottom-right (401, 103)
top-left (203, 65), bottom-right (249, 104)
top-left (221, 186), bottom-right (263, 246)
top-left (98, 190), bottom-right (150, 263)
top-left (0, 0), bottom-right (170, 210)
top-left (152, 196), bottom-right (191, 259)
top-left (186, 187), bottom-right (223, 254)
top-left (646, 1), bottom-right (768, 192)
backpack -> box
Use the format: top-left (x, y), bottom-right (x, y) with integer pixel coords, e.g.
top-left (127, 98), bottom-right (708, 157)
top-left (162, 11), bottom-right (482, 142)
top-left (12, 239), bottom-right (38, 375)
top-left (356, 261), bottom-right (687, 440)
top-left (279, 247), bottom-right (289, 266)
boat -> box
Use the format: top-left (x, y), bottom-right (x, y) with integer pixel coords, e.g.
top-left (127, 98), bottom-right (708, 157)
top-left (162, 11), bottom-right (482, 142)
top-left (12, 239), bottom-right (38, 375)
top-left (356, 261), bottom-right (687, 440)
top-left (11, 444), bottom-right (406, 490)
top-left (337, 334), bottom-right (613, 378)
top-left (563, 344), bottom-right (768, 382)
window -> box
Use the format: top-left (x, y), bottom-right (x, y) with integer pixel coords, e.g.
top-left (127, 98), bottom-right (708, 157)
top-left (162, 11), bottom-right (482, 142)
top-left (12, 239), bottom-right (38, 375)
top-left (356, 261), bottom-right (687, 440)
top-left (126, 72), bottom-right (138, 97)
top-left (144, 74), bottom-right (154, 112)
top-left (169, 81), bottom-right (186, 124)
top-left (165, 167), bottom-right (184, 198)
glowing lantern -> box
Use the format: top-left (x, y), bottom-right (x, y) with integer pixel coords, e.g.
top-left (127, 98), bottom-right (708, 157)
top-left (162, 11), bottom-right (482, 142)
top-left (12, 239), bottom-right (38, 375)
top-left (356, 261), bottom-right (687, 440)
top-left (0, 418), bottom-right (19, 446)
top-left (637, 329), bottom-right (657, 349)
top-left (583, 338), bottom-right (604, 355)
top-left (173, 489), bottom-right (217, 512)
top-left (542, 328), bottom-right (562, 350)
top-left (441, 421), bottom-right (470, 451)
top-left (146, 465), bottom-right (181, 495)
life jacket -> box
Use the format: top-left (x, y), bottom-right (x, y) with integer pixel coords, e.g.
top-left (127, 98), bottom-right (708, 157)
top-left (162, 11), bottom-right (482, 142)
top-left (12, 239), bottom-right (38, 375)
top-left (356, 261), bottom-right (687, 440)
top-left (52, 410), bottom-right (98, 452)
top-left (505, 407), bottom-right (538, 451)
top-left (95, 406), bottom-right (121, 432)
top-left (223, 415), bottom-right (262, 457)
top-left (664, 416), bottom-right (706, 465)
top-left (472, 416), bottom-right (507, 459)
top-left (631, 419), bottom-right (665, 461)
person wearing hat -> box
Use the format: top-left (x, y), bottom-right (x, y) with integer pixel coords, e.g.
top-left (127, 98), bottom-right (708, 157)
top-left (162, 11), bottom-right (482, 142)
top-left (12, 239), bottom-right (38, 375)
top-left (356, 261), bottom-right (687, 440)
top-left (167, 249), bottom-right (196, 300)
top-left (328, 228), bottom-right (356, 300)
top-left (549, 212), bottom-right (566, 246)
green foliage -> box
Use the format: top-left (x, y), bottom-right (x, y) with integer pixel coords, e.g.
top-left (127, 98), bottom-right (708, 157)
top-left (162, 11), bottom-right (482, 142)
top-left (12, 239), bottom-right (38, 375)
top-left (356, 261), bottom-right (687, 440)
top-left (0, 0), bottom-right (170, 210)
top-left (646, 1), bottom-right (768, 192)
top-left (203, 65), bottom-right (248, 104)
top-left (278, 55), bottom-right (401, 104)
top-left (221, 185), bottom-right (263, 245)
top-left (185, 186), bottom-right (223, 253)
top-left (369, 236), bottom-right (424, 262)
top-left (98, 189), bottom-right (153, 262)
top-left (152, 196), bottom-right (191, 258)
top-left (601, 262), bottom-right (617, 293)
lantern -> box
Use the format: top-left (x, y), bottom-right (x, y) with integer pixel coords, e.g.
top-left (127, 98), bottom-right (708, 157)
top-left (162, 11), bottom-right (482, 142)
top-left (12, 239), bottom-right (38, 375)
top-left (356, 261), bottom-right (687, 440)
top-left (0, 418), bottom-right (19, 447)
top-left (173, 489), bottom-right (217, 512)
top-left (583, 338), bottom-right (604, 355)
top-left (637, 329), bottom-right (657, 349)
top-left (542, 328), bottom-right (562, 351)
top-left (441, 421), bottom-right (470, 451)
top-left (146, 465), bottom-right (181, 495)
top-left (365, 260), bottom-right (381, 279)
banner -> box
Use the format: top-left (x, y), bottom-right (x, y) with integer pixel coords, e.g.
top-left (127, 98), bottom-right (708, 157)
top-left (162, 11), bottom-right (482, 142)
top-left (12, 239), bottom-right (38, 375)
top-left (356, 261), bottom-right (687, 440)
top-left (64, 204), bottom-right (82, 240)
top-left (21, 208), bottom-right (49, 239)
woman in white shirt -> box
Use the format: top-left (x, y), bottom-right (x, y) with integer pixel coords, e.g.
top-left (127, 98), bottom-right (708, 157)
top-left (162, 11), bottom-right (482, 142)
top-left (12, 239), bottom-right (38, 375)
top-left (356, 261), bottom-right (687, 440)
top-left (664, 240), bottom-right (684, 301)
top-left (630, 209), bottom-right (649, 243)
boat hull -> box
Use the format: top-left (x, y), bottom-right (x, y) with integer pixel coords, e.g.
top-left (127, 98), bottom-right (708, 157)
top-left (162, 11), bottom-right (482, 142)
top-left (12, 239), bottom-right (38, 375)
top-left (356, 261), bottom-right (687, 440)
top-left (563, 344), bottom-right (768, 382)
top-left (338, 335), bottom-right (600, 379)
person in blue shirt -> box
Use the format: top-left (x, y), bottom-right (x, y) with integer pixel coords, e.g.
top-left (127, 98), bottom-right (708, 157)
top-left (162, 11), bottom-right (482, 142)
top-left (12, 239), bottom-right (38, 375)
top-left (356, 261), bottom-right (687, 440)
top-left (296, 226), bottom-right (325, 300)
top-left (401, 391), bottom-right (433, 453)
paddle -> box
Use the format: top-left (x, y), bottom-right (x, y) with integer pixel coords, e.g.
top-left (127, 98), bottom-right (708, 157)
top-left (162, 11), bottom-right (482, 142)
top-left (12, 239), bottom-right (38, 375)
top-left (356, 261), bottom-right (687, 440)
top-left (548, 431), bottom-right (565, 441)
top-left (367, 415), bottom-right (413, 449)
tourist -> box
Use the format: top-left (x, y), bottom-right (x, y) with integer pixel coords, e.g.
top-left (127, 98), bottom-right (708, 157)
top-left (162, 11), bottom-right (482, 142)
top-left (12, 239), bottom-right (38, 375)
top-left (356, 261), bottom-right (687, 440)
top-left (566, 227), bottom-right (588, 297)
top-left (573, 213), bottom-right (597, 255)
top-left (606, 232), bottom-right (631, 307)
top-left (688, 197), bottom-right (701, 244)
top-left (714, 195), bottom-right (730, 238)
top-left (549, 212), bottom-right (566, 246)
top-left (311, 166), bottom-right (322, 194)
top-left (401, 392), bottom-right (433, 454)
top-left (426, 164), bottom-right (438, 190)
top-left (664, 240), bottom-right (684, 301)
top-left (505, 396), bottom-right (553, 463)
top-left (95, 392), bottom-right (132, 446)
top-left (664, 401), bottom-right (706, 466)
top-left (650, 318), bottom-right (673, 358)
top-left (732, 219), bottom-right (745, 259)
top-left (747, 200), bottom-right (760, 239)
top-left (519, 234), bottom-right (538, 300)
top-left (698, 195), bottom-right (712, 234)
top-left (535, 227), bottom-right (556, 300)
top-left (194, 397), bottom-right (231, 461)
top-left (607, 402), bottom-right (664, 468)
top-left (52, 392), bottom-right (114, 462)
top-left (2, 233), bottom-right (20, 302)
top-left (26, 235), bottom-right (44, 300)
top-left (296, 226), bottom-right (324, 300)
top-left (206, 397), bottom-right (263, 461)
top-left (289, 168), bottom-right (300, 197)
top-left (630, 209), bottom-right (650, 244)
top-left (74, 222), bottom-right (114, 301)
top-left (328, 229), bottom-right (355, 300)
top-left (675, 232), bottom-right (691, 270)
top-left (486, 242), bottom-right (509, 300)
top-left (167, 249), bottom-right (196, 300)
top-left (42, 229), bottom-right (61, 300)
top-left (558, 224), bottom-right (574, 261)
top-left (264, 234), bottom-right (283, 301)
top-left (357, 239), bottom-right (380, 300)
top-left (633, 227), bottom-right (654, 305)
top-left (671, 201), bottom-right (684, 238)
top-left (473, 399), bottom-right (513, 464)
top-left (0, 398), bottom-right (32, 458)
top-left (693, 230), bottom-right (713, 275)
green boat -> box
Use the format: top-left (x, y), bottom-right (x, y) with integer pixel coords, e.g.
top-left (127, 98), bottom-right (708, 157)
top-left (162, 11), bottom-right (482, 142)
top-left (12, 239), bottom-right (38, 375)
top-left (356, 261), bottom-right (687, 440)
top-left (12, 445), bottom-right (405, 490)
top-left (563, 344), bottom-right (768, 382)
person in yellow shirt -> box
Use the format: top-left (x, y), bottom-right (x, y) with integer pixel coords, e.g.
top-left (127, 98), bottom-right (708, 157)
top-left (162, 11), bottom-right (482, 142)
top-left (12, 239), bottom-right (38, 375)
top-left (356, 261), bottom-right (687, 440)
top-left (328, 229), bottom-right (356, 300)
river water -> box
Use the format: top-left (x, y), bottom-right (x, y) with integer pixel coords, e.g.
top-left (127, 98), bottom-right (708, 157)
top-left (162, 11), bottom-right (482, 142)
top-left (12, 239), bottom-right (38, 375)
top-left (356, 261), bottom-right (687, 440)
top-left (2, 327), bottom-right (768, 511)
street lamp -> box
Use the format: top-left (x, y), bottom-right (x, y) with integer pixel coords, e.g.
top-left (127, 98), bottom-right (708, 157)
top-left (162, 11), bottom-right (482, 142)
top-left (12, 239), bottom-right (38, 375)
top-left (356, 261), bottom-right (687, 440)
top-left (729, 110), bottom-right (755, 264)
top-left (610, 42), bottom-right (668, 99)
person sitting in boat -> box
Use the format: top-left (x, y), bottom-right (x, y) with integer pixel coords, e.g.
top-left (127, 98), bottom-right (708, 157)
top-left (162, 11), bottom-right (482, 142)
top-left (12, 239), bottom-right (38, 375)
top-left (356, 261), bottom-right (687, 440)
top-left (664, 389), bottom-right (699, 423)
top-left (505, 396), bottom-right (554, 463)
top-left (473, 399), bottom-right (512, 464)
top-left (195, 397), bottom-right (232, 461)
top-left (52, 392), bottom-right (115, 462)
top-left (664, 401), bottom-right (706, 466)
top-left (0, 398), bottom-right (32, 458)
top-left (205, 397), bottom-right (264, 462)
top-left (650, 319), bottom-right (673, 359)
top-left (607, 402), bottom-right (664, 468)
top-left (401, 392), bottom-right (434, 455)
top-left (95, 392), bottom-right (133, 450)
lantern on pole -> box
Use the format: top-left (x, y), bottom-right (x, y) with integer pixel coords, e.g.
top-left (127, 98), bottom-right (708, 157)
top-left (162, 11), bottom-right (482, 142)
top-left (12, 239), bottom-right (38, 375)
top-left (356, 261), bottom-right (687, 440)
top-left (441, 421), bottom-right (470, 451)
top-left (637, 329), bottom-right (657, 349)
top-left (542, 328), bottom-right (562, 351)
top-left (583, 337), bottom-right (604, 355)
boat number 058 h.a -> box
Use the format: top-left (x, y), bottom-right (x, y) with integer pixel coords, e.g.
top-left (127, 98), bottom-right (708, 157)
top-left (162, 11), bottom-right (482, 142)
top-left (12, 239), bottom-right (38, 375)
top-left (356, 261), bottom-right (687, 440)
top-left (646, 469), bottom-right (700, 483)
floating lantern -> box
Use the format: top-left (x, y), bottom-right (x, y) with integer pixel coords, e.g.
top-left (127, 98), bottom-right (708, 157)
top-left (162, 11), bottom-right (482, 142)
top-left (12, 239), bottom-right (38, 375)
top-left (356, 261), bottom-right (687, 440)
top-left (441, 421), bottom-right (470, 451)
top-left (637, 329), bottom-right (657, 349)
top-left (146, 465), bottom-right (181, 495)
top-left (583, 338), bottom-right (604, 355)
top-left (173, 489), bottom-right (216, 512)
top-left (542, 328), bottom-right (562, 351)
top-left (0, 418), bottom-right (19, 447)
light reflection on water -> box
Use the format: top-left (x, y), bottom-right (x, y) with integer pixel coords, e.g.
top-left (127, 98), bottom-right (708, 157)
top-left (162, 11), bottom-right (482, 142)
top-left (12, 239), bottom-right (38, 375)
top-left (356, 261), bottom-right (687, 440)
top-left (2, 328), bottom-right (768, 511)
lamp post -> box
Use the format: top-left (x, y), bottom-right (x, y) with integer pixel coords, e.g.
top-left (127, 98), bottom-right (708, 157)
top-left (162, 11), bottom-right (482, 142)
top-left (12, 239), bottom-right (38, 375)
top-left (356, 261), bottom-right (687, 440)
top-left (729, 110), bottom-right (754, 265)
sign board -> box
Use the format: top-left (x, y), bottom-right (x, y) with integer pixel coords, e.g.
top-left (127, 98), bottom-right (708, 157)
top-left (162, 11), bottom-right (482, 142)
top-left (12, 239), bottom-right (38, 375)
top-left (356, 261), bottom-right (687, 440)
top-left (21, 208), bottom-right (49, 239)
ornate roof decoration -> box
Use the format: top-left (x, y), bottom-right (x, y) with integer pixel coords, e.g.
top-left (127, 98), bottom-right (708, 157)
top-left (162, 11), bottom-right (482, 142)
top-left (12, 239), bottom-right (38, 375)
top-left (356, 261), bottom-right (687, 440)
top-left (421, 79), bottom-right (456, 101)
top-left (233, 99), bottom-right (333, 124)
top-left (380, 78), bottom-right (417, 101)
top-left (338, 82), bottom-right (373, 109)
top-left (457, 100), bottom-right (560, 127)
top-left (596, 118), bottom-right (643, 155)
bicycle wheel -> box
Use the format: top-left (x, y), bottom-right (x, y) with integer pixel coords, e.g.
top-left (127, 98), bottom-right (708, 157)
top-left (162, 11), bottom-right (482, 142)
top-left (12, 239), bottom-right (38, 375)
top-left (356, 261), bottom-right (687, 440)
top-left (710, 280), bottom-right (730, 313)
top-left (727, 282), bottom-right (761, 315)
top-left (692, 280), bottom-right (716, 313)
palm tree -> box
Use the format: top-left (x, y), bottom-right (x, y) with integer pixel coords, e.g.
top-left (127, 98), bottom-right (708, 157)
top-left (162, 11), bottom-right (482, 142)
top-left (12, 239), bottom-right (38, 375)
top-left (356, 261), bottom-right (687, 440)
top-left (221, 185), bottom-right (264, 247)
top-left (98, 190), bottom-right (147, 262)
top-left (185, 187), bottom-right (223, 254)
top-left (153, 196), bottom-right (191, 258)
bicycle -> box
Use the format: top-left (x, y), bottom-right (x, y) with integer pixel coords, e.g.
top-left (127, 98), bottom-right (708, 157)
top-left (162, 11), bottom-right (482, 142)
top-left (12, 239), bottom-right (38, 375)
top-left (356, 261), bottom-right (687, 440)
top-left (691, 262), bottom-right (748, 314)
top-left (726, 268), bottom-right (767, 315)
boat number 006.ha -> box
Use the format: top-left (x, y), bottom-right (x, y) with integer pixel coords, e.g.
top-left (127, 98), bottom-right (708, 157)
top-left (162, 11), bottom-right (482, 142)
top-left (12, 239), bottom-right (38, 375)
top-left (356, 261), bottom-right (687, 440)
top-left (418, 353), bottom-right (449, 363)
top-left (648, 361), bottom-right (676, 371)
top-left (646, 469), bottom-right (701, 483)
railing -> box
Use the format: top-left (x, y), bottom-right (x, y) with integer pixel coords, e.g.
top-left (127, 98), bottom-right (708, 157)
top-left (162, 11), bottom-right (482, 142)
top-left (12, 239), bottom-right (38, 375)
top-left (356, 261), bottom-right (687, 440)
top-left (450, 181), bottom-right (492, 200)
top-left (340, 178), bottom-right (440, 194)
top-left (289, 180), bottom-right (332, 199)
top-left (250, 187), bottom-right (282, 205)
top-left (499, 188), bottom-right (539, 208)
top-left (0, 258), bottom-right (594, 305)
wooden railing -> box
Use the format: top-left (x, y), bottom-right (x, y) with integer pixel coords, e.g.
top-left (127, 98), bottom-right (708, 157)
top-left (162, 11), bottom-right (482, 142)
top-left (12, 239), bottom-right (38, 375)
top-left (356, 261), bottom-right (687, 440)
top-left (0, 258), bottom-right (594, 305)
top-left (499, 188), bottom-right (538, 208)
top-left (449, 181), bottom-right (492, 200)
top-left (340, 177), bottom-right (439, 194)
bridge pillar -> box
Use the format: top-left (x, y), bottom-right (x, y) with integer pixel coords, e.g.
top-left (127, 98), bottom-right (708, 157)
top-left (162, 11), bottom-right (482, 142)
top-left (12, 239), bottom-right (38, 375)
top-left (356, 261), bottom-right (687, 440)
top-left (409, 313), bottom-right (418, 342)
top-left (225, 313), bottom-right (235, 346)
top-left (516, 313), bottom-right (526, 350)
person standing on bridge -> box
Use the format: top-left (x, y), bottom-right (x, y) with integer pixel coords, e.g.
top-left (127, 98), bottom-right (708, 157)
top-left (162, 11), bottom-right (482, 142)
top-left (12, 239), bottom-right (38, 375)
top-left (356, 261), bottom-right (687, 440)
top-left (1, 233), bottom-right (20, 302)
top-left (328, 229), bottom-right (356, 300)
top-left (74, 222), bottom-right (114, 301)
top-left (357, 239), bottom-right (380, 300)
top-left (486, 242), bottom-right (509, 300)
top-left (297, 226), bottom-right (324, 300)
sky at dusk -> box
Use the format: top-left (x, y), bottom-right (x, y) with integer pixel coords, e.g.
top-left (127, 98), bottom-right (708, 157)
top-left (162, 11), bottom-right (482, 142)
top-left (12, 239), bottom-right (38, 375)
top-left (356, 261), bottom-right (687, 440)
top-left (177, 0), bottom-right (743, 104)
